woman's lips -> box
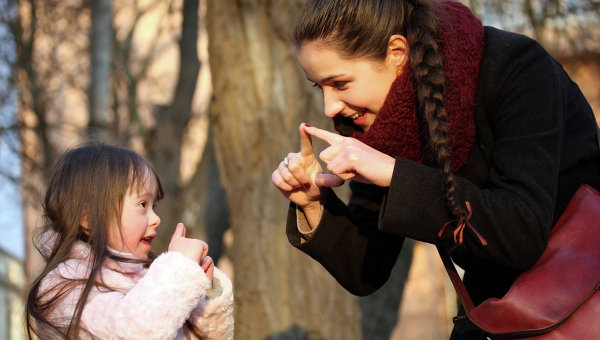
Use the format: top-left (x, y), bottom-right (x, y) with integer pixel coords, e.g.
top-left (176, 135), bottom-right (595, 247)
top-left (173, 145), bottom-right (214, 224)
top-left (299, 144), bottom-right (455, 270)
top-left (351, 111), bottom-right (369, 126)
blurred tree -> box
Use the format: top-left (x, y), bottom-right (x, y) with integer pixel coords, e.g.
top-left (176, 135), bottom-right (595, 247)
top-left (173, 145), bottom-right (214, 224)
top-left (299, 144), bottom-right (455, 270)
top-left (89, 0), bottom-right (113, 141)
top-left (465, 0), bottom-right (600, 57)
top-left (205, 1), bottom-right (361, 339)
top-left (9, 0), bottom-right (225, 280)
top-left (464, 0), bottom-right (600, 116)
top-left (6, 0), bottom-right (600, 339)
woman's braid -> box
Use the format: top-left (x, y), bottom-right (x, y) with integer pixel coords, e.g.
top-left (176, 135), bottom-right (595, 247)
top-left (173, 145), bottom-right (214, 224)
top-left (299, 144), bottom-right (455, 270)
top-left (406, 0), bottom-right (464, 220)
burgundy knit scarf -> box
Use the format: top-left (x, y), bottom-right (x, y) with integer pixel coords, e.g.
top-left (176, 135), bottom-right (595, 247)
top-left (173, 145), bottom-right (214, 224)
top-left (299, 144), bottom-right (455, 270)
top-left (334, 1), bottom-right (484, 172)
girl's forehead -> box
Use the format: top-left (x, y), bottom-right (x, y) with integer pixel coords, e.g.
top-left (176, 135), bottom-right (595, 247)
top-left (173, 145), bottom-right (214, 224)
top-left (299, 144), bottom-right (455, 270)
top-left (129, 168), bottom-right (159, 195)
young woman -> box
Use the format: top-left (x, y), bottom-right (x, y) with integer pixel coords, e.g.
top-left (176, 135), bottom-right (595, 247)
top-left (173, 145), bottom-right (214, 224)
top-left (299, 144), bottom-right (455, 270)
top-left (26, 143), bottom-right (234, 339)
top-left (271, 0), bottom-right (600, 338)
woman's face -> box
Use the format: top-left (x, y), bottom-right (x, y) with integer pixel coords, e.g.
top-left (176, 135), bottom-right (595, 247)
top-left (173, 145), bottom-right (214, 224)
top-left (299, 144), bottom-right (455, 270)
top-left (297, 39), bottom-right (401, 133)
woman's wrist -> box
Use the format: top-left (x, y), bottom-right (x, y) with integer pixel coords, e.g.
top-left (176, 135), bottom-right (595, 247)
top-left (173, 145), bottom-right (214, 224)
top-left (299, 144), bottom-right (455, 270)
top-left (301, 200), bottom-right (324, 230)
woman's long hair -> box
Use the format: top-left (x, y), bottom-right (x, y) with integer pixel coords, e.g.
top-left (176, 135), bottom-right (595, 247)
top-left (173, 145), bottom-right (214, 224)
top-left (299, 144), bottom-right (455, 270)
top-left (293, 0), bottom-right (465, 222)
top-left (25, 143), bottom-right (164, 339)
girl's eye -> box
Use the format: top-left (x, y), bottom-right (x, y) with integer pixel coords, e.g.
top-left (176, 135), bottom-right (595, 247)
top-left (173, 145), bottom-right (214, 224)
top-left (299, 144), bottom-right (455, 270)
top-left (139, 202), bottom-right (146, 208)
top-left (312, 82), bottom-right (322, 89)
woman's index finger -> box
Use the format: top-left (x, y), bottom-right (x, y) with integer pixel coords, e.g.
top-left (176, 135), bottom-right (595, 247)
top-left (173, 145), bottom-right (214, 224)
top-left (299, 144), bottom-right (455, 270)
top-left (303, 125), bottom-right (344, 146)
top-left (299, 123), bottom-right (314, 156)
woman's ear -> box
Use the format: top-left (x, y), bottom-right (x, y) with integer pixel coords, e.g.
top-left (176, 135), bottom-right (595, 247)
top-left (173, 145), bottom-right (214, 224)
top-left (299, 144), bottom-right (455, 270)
top-left (80, 206), bottom-right (90, 236)
top-left (387, 34), bottom-right (409, 70)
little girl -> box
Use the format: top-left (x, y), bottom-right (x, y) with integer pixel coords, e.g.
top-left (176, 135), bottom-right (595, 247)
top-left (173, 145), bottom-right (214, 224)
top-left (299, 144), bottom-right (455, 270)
top-left (25, 143), bottom-right (234, 339)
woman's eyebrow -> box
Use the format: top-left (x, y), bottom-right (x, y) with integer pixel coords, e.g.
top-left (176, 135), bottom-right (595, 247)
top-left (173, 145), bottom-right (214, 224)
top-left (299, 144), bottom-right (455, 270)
top-left (308, 74), bottom-right (345, 84)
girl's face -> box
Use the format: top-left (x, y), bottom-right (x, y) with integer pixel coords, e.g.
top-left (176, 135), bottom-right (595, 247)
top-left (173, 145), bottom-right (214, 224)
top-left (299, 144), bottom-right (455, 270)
top-left (108, 177), bottom-right (161, 260)
top-left (297, 38), bottom-right (406, 132)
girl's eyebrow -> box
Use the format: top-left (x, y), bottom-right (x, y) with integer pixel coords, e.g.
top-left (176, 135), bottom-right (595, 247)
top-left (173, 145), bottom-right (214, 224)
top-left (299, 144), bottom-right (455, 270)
top-left (135, 191), bottom-right (154, 199)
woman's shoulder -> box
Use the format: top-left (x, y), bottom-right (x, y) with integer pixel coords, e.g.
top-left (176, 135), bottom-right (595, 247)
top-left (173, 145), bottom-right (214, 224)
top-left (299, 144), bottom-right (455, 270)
top-left (476, 26), bottom-right (567, 109)
top-left (479, 26), bottom-right (555, 77)
top-left (482, 27), bottom-right (542, 52)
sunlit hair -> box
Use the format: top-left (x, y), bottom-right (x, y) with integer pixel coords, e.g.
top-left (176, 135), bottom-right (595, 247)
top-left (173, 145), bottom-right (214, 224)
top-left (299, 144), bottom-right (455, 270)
top-left (293, 0), bottom-right (466, 222)
top-left (25, 142), bottom-right (164, 339)
top-left (293, 0), bottom-right (411, 60)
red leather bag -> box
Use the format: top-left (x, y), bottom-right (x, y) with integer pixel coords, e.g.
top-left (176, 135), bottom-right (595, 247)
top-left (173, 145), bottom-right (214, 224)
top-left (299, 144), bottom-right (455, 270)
top-left (438, 184), bottom-right (600, 339)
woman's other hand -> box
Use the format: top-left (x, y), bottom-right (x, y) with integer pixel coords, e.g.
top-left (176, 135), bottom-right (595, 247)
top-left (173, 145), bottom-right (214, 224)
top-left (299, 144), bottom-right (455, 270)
top-left (303, 124), bottom-right (395, 187)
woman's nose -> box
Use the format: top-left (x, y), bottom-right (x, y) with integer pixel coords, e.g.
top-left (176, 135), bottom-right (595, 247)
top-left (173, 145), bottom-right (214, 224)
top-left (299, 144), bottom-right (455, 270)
top-left (323, 89), bottom-right (344, 118)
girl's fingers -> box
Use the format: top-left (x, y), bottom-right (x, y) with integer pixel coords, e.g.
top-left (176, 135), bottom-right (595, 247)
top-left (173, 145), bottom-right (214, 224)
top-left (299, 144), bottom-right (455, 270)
top-left (171, 223), bottom-right (185, 241)
top-left (201, 256), bottom-right (215, 283)
top-left (200, 240), bottom-right (209, 259)
top-left (201, 256), bottom-right (213, 271)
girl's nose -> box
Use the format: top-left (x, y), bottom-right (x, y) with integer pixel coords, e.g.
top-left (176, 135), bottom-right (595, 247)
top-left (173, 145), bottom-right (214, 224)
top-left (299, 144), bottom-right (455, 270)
top-left (323, 89), bottom-right (344, 118)
top-left (150, 210), bottom-right (161, 228)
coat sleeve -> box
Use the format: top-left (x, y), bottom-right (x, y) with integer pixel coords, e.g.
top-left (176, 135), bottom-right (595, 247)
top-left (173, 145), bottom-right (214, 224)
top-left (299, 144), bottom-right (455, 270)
top-left (80, 251), bottom-right (212, 340)
top-left (286, 185), bottom-right (405, 296)
top-left (187, 267), bottom-right (234, 339)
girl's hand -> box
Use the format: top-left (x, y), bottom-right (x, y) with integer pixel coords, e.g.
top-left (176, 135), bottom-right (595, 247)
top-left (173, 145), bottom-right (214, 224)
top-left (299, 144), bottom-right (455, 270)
top-left (168, 223), bottom-right (209, 265)
top-left (303, 125), bottom-right (395, 187)
top-left (201, 256), bottom-right (214, 283)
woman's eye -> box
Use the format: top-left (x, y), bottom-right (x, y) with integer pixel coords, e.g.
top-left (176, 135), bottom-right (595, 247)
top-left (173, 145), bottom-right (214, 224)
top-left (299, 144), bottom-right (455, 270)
top-left (333, 81), bottom-right (347, 89)
top-left (312, 82), bottom-right (322, 89)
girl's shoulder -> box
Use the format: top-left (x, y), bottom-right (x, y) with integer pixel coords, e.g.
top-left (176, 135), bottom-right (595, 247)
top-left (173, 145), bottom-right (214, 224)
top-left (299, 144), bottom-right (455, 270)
top-left (45, 255), bottom-right (93, 284)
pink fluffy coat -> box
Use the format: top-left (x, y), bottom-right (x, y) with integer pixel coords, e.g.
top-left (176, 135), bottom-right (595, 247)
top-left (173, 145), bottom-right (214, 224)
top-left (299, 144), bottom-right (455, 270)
top-left (37, 232), bottom-right (234, 339)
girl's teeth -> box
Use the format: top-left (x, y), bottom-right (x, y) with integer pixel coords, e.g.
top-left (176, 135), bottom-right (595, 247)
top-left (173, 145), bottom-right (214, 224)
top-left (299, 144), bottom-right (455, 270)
top-left (351, 113), bottom-right (361, 120)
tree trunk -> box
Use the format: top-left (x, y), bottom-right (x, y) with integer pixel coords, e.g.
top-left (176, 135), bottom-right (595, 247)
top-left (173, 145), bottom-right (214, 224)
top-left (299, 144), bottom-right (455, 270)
top-left (145, 0), bottom-right (201, 252)
top-left (206, 1), bottom-right (360, 339)
top-left (88, 0), bottom-right (113, 141)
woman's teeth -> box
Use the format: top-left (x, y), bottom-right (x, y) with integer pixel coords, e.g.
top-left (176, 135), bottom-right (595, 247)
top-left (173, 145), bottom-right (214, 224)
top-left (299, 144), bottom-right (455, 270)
top-left (351, 112), bottom-right (363, 120)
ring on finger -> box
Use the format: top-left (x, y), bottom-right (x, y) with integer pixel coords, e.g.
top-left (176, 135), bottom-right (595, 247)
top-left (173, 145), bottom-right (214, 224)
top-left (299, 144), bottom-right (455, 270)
top-left (284, 156), bottom-right (289, 167)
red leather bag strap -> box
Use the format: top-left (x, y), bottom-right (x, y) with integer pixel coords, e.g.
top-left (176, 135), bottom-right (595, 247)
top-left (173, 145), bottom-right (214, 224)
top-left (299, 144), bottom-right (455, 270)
top-left (436, 244), bottom-right (475, 312)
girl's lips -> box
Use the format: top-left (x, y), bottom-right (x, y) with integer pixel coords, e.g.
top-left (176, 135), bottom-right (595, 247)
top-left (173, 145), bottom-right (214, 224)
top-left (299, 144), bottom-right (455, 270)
top-left (141, 238), bottom-right (153, 251)
top-left (141, 234), bottom-right (155, 245)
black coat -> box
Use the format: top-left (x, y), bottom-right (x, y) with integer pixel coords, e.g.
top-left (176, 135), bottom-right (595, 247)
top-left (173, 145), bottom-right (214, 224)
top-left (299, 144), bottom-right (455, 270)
top-left (286, 26), bottom-right (600, 336)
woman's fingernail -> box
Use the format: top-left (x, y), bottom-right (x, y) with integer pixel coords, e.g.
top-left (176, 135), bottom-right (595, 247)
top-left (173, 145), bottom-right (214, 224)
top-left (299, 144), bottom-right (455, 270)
top-left (304, 123), bottom-right (311, 127)
top-left (304, 182), bottom-right (311, 189)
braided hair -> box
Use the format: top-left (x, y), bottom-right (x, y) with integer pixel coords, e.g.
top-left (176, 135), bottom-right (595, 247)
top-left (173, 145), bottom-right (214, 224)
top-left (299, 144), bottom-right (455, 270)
top-left (292, 0), bottom-right (466, 223)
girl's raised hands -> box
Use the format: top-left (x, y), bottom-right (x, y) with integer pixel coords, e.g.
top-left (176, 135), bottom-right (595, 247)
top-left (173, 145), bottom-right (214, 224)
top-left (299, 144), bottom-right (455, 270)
top-left (168, 223), bottom-right (213, 281)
